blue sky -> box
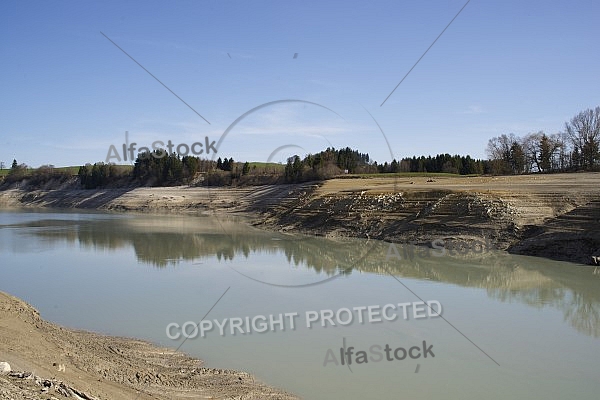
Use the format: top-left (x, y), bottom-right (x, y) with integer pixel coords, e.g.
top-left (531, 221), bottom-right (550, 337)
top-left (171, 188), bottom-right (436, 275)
top-left (1, 0), bottom-right (599, 167)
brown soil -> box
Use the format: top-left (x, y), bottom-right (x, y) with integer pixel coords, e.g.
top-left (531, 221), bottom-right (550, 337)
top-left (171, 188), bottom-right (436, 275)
top-left (0, 291), bottom-right (297, 400)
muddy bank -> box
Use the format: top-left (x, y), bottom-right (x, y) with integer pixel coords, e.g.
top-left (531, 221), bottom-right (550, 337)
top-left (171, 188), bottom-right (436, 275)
top-left (1, 172), bottom-right (599, 264)
top-left (0, 291), bottom-right (297, 400)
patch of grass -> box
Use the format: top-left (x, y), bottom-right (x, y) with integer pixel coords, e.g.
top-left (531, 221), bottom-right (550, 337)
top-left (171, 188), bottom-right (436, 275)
top-left (247, 162), bottom-right (285, 171)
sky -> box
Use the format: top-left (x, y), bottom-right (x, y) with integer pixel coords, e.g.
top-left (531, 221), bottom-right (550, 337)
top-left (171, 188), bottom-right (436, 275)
top-left (1, 0), bottom-right (599, 168)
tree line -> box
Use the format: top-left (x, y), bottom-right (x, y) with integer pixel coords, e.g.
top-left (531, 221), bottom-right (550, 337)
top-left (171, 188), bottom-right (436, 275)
top-left (3, 105), bottom-right (599, 188)
top-left (78, 152), bottom-right (253, 188)
top-left (486, 106), bottom-right (600, 174)
top-left (283, 147), bottom-right (488, 182)
top-left (1, 159), bottom-right (72, 186)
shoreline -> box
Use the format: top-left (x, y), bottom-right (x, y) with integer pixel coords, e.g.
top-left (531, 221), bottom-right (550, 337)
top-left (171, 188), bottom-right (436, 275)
top-left (0, 291), bottom-right (298, 399)
top-left (2, 173), bottom-right (599, 398)
top-left (1, 172), bottom-right (600, 264)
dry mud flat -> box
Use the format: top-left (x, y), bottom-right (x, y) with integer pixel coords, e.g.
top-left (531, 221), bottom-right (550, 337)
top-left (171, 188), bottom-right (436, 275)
top-left (0, 292), bottom-right (298, 400)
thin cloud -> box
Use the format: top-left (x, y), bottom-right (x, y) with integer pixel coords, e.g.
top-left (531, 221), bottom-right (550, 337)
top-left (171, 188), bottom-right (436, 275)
top-left (461, 105), bottom-right (485, 115)
top-left (220, 103), bottom-right (348, 137)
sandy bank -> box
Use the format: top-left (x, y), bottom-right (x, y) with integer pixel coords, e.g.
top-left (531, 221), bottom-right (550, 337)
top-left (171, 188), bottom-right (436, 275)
top-left (0, 291), bottom-right (298, 399)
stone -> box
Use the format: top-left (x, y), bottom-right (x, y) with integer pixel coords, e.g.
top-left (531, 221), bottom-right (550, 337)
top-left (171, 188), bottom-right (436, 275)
top-left (0, 362), bottom-right (11, 374)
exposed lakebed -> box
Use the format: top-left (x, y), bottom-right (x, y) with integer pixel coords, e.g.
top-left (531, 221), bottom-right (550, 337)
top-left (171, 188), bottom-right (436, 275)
top-left (1, 210), bottom-right (599, 399)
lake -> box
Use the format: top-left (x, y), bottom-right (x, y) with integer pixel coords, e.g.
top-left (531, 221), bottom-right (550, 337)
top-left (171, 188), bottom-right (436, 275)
top-left (1, 209), bottom-right (599, 399)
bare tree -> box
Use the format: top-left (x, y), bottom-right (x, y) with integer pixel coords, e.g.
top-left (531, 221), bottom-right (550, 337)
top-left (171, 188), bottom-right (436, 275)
top-left (554, 131), bottom-right (570, 171)
top-left (522, 132), bottom-right (541, 172)
top-left (487, 134), bottom-right (511, 174)
top-left (521, 131), bottom-right (563, 173)
top-left (565, 107), bottom-right (600, 170)
top-left (487, 133), bottom-right (526, 174)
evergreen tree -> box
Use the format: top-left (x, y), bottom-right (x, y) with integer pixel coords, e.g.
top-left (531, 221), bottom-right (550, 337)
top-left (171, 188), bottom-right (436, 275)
top-left (242, 162), bottom-right (250, 175)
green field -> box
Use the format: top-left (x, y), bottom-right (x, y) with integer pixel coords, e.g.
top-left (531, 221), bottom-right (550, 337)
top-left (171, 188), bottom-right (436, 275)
top-left (0, 166), bottom-right (79, 177)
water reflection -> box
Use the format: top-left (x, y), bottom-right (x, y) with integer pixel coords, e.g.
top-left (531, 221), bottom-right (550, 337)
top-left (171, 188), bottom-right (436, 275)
top-left (2, 213), bottom-right (600, 338)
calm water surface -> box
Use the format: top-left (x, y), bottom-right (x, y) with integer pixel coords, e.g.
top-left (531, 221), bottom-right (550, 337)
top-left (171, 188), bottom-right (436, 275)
top-left (1, 210), bottom-right (599, 399)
